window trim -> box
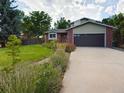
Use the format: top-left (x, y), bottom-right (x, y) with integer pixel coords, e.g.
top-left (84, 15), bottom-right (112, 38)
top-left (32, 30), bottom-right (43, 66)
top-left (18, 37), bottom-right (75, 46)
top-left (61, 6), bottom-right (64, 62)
top-left (48, 33), bottom-right (57, 40)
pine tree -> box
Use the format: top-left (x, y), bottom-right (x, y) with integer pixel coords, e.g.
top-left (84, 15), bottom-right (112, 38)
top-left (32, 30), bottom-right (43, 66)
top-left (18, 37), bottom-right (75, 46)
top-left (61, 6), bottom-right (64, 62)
top-left (0, 0), bottom-right (23, 47)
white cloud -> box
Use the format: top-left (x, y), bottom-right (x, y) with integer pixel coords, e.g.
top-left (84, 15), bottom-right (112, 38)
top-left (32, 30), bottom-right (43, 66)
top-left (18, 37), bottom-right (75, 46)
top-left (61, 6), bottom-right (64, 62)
top-left (116, 0), bottom-right (124, 14)
top-left (95, 0), bottom-right (107, 4)
top-left (105, 6), bottom-right (114, 15)
top-left (17, 0), bottom-right (104, 26)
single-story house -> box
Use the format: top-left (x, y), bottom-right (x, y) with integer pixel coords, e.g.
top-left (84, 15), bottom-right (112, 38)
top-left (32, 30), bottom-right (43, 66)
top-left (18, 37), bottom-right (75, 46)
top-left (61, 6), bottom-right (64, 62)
top-left (45, 18), bottom-right (116, 47)
top-left (45, 29), bottom-right (67, 43)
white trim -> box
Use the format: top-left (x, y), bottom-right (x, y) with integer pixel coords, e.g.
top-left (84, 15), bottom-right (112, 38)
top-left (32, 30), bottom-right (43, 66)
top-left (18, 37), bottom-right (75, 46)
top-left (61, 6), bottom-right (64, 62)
top-left (73, 33), bottom-right (105, 34)
top-left (48, 33), bottom-right (57, 40)
top-left (104, 31), bottom-right (106, 47)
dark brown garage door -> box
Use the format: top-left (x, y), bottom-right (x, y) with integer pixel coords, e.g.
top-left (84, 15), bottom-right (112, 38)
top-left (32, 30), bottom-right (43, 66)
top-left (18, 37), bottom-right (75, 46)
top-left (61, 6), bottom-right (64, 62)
top-left (74, 34), bottom-right (104, 47)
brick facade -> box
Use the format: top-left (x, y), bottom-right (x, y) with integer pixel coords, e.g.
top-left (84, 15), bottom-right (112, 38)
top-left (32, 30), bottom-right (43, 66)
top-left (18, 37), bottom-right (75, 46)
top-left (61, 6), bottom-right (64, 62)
top-left (45, 27), bottom-right (114, 48)
top-left (66, 27), bottom-right (114, 47)
top-left (106, 27), bottom-right (113, 47)
top-left (57, 33), bottom-right (61, 42)
top-left (67, 29), bottom-right (74, 44)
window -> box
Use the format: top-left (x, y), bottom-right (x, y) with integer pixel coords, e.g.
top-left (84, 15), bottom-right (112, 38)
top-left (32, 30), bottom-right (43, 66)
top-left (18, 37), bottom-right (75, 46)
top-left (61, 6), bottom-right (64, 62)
top-left (48, 33), bottom-right (57, 40)
top-left (50, 34), bottom-right (56, 38)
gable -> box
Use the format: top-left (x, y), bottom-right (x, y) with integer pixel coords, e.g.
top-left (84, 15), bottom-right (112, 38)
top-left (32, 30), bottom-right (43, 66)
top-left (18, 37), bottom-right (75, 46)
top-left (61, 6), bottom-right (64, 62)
top-left (73, 23), bottom-right (106, 34)
top-left (71, 18), bottom-right (90, 27)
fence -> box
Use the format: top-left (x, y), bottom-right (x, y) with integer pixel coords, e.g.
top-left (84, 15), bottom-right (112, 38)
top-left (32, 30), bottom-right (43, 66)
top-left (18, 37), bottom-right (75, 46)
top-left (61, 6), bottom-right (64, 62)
top-left (22, 38), bottom-right (44, 45)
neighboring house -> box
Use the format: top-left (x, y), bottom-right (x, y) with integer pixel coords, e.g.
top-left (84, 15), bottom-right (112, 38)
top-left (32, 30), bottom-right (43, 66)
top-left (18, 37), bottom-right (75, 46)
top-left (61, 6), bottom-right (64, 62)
top-left (45, 29), bottom-right (67, 43)
top-left (45, 18), bottom-right (116, 47)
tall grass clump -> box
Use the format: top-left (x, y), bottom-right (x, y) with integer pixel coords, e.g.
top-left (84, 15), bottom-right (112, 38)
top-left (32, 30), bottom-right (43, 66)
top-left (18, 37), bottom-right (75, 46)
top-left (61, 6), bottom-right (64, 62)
top-left (57, 43), bottom-right (66, 50)
top-left (34, 50), bottom-right (70, 93)
top-left (35, 63), bottom-right (62, 93)
top-left (51, 50), bottom-right (69, 73)
top-left (0, 63), bottom-right (41, 93)
top-left (65, 43), bottom-right (76, 53)
top-left (0, 50), bottom-right (70, 93)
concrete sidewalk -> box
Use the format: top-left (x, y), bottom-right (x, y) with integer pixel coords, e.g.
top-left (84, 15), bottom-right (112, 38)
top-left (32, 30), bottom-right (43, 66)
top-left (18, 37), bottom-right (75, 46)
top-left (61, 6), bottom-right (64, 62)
top-left (61, 47), bottom-right (124, 93)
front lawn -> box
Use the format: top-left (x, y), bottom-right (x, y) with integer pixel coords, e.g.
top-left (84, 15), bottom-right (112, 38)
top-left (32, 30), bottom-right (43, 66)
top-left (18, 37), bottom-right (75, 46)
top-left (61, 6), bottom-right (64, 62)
top-left (0, 44), bottom-right (53, 69)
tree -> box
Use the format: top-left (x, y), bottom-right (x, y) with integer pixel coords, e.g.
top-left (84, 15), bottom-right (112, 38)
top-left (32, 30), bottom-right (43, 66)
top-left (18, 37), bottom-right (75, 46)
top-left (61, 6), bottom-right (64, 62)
top-left (22, 11), bottom-right (52, 38)
top-left (0, 0), bottom-right (23, 47)
top-left (6, 35), bottom-right (21, 65)
top-left (21, 16), bottom-right (33, 39)
top-left (54, 17), bottom-right (71, 29)
top-left (102, 13), bottom-right (124, 46)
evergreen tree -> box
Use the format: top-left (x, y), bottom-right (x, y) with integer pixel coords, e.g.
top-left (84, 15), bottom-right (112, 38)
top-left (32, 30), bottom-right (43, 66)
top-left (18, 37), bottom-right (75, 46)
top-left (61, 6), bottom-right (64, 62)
top-left (0, 0), bottom-right (23, 47)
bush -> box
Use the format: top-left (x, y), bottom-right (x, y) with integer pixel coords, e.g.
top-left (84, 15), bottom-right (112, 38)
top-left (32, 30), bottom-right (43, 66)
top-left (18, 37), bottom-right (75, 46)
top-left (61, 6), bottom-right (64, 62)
top-left (43, 41), bottom-right (57, 50)
top-left (65, 43), bottom-right (76, 53)
top-left (51, 50), bottom-right (69, 73)
top-left (35, 63), bottom-right (62, 93)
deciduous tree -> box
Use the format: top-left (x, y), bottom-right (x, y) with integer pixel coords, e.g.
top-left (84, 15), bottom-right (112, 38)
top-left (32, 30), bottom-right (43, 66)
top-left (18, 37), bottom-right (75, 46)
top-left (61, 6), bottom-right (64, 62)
top-left (22, 11), bottom-right (52, 38)
top-left (54, 17), bottom-right (71, 29)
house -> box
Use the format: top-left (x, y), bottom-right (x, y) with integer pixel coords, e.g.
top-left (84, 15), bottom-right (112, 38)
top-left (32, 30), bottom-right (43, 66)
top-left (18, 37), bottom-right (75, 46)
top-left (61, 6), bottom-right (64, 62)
top-left (45, 18), bottom-right (116, 47)
top-left (45, 29), bottom-right (67, 43)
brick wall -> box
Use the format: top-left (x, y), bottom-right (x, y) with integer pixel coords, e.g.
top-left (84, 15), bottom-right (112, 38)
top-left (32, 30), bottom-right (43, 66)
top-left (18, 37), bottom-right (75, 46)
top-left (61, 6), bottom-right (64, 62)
top-left (106, 27), bottom-right (113, 47)
top-left (67, 29), bottom-right (74, 44)
top-left (57, 33), bottom-right (61, 42)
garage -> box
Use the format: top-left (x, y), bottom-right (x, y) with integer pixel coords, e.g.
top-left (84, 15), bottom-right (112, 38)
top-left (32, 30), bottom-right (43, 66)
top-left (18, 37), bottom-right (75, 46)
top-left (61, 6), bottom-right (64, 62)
top-left (74, 34), bottom-right (105, 47)
top-left (66, 18), bottom-right (115, 48)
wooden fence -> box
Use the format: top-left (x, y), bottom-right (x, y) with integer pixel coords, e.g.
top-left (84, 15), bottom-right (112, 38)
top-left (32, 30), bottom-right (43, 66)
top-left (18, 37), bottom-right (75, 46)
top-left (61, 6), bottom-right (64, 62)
top-left (22, 38), bottom-right (44, 45)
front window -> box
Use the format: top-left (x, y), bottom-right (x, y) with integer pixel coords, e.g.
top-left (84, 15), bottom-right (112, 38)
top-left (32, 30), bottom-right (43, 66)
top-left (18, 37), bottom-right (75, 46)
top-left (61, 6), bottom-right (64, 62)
top-left (48, 33), bottom-right (57, 40)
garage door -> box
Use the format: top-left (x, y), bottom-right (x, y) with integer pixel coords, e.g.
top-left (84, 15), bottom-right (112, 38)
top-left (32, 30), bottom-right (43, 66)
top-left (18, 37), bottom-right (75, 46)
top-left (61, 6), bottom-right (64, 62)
top-left (74, 34), bottom-right (104, 47)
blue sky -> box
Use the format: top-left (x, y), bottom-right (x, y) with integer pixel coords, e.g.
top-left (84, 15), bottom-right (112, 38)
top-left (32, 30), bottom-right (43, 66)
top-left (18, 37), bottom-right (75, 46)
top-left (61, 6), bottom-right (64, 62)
top-left (16, 0), bottom-right (124, 23)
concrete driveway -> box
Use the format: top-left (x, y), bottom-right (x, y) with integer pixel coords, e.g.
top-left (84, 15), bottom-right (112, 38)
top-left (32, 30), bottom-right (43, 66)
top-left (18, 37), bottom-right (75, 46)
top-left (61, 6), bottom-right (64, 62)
top-left (61, 47), bottom-right (124, 93)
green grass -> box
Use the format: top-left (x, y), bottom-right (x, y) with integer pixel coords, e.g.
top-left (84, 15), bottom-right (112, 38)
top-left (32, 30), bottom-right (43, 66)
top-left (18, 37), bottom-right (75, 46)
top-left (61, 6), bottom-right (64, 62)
top-left (0, 44), bottom-right (53, 69)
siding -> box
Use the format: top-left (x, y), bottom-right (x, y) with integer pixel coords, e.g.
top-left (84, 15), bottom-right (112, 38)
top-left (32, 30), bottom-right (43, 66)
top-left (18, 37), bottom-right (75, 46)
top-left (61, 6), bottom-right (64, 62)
top-left (71, 19), bottom-right (89, 27)
top-left (73, 23), bottom-right (106, 34)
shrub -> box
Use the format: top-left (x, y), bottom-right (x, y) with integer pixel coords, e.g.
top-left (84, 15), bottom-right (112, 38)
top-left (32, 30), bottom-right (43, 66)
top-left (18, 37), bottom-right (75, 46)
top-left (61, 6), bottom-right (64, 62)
top-left (51, 50), bottom-right (69, 73)
top-left (35, 63), bottom-right (62, 93)
top-left (6, 35), bottom-right (21, 65)
top-left (43, 40), bottom-right (57, 50)
top-left (65, 43), bottom-right (76, 53)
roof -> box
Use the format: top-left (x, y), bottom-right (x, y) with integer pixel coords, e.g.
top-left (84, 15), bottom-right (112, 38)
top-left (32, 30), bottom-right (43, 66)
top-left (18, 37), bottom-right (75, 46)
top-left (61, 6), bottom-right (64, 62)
top-left (68, 18), bottom-right (117, 30)
top-left (45, 29), bottom-right (66, 33)
top-left (71, 17), bottom-right (102, 24)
